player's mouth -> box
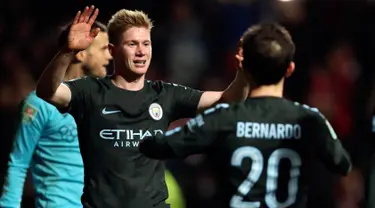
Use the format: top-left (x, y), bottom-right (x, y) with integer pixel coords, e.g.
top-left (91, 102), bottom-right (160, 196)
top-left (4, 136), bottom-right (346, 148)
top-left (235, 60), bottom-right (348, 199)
top-left (133, 60), bottom-right (146, 67)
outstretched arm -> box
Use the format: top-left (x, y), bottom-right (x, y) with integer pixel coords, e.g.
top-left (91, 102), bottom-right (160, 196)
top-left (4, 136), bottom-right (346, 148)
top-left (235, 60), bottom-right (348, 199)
top-left (198, 70), bottom-right (249, 111)
top-left (140, 103), bottom-right (230, 159)
top-left (36, 51), bottom-right (74, 108)
top-left (197, 39), bottom-right (249, 111)
top-left (36, 6), bottom-right (99, 108)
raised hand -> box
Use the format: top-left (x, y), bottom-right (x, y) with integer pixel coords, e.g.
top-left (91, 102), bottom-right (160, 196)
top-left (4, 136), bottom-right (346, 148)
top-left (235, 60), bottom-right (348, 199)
top-left (235, 38), bottom-right (244, 70)
top-left (66, 6), bottom-right (100, 51)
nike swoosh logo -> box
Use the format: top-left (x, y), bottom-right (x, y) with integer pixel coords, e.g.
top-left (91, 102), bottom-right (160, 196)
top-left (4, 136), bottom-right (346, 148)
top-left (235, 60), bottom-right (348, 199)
top-left (102, 108), bottom-right (121, 115)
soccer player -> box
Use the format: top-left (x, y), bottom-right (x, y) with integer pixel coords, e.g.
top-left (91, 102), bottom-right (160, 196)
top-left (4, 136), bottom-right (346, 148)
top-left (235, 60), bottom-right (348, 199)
top-left (35, 5), bottom-right (248, 208)
top-left (139, 23), bottom-right (352, 208)
top-left (0, 21), bottom-right (111, 208)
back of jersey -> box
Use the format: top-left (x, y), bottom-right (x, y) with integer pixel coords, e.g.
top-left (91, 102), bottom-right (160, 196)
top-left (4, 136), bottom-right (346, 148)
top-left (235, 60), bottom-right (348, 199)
top-left (212, 97), bottom-right (350, 208)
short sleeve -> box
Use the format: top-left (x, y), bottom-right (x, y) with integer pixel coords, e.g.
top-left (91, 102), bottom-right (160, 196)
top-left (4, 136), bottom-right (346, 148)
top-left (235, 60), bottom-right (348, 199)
top-left (62, 76), bottom-right (97, 113)
top-left (310, 112), bottom-right (352, 175)
top-left (166, 83), bottom-right (203, 120)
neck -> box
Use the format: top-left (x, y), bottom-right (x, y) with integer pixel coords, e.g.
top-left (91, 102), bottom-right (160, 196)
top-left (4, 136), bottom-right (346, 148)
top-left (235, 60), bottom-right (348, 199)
top-left (248, 79), bottom-right (284, 98)
top-left (64, 63), bottom-right (85, 81)
top-left (111, 72), bottom-right (145, 91)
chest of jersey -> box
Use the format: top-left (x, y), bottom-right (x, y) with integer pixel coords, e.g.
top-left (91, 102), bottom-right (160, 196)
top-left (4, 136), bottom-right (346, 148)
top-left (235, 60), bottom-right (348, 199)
top-left (83, 86), bottom-right (173, 151)
top-left (41, 113), bottom-right (78, 147)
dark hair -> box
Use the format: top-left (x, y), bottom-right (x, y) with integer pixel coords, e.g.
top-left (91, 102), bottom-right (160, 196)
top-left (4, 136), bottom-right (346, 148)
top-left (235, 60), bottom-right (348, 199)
top-left (58, 21), bottom-right (107, 48)
top-left (242, 23), bottom-right (295, 86)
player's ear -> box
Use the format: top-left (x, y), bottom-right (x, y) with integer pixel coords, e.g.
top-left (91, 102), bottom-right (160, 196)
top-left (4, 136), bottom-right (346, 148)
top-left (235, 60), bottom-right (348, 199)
top-left (108, 43), bottom-right (115, 57)
top-left (75, 51), bottom-right (86, 62)
top-left (237, 37), bottom-right (243, 56)
top-left (285, 61), bottom-right (295, 78)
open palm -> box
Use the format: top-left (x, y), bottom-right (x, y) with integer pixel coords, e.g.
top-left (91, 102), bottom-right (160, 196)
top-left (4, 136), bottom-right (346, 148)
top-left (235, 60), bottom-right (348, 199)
top-left (67, 6), bottom-right (99, 51)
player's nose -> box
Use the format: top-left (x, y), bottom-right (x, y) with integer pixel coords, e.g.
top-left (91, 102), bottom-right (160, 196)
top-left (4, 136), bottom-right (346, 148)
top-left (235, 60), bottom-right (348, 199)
top-left (135, 45), bottom-right (146, 56)
top-left (106, 51), bottom-right (112, 60)
top-left (135, 51), bottom-right (145, 57)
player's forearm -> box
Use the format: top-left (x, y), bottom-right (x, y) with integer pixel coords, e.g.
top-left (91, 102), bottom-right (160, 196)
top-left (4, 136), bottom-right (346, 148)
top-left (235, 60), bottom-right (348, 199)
top-left (0, 166), bottom-right (28, 206)
top-left (36, 50), bottom-right (74, 100)
top-left (139, 139), bottom-right (177, 159)
top-left (221, 70), bottom-right (250, 103)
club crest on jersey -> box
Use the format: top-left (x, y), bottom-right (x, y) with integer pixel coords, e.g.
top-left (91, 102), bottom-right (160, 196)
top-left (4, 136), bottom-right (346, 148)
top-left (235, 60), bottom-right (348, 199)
top-left (149, 103), bottom-right (163, 120)
top-left (22, 103), bottom-right (38, 123)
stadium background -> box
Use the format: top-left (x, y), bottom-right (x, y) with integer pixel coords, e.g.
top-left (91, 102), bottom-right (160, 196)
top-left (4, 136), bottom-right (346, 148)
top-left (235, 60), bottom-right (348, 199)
top-left (1, 0), bottom-right (375, 207)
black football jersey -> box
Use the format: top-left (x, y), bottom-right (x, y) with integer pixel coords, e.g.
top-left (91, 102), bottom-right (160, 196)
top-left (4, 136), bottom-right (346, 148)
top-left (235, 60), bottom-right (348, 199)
top-left (63, 76), bottom-right (203, 208)
top-left (140, 97), bottom-right (352, 208)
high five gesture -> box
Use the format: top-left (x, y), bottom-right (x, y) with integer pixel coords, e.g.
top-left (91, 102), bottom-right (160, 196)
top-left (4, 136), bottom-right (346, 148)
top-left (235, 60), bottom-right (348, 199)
top-left (37, 6), bottom-right (101, 107)
top-left (66, 6), bottom-right (99, 51)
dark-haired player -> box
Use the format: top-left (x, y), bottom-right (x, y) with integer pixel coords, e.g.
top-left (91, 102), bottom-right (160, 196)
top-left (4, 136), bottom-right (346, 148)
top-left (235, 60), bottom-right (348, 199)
top-left (0, 21), bottom-right (111, 207)
top-left (140, 23), bottom-right (352, 208)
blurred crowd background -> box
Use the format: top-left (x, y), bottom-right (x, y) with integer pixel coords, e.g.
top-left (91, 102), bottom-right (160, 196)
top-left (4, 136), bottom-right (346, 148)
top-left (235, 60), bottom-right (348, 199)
top-left (1, 0), bottom-right (375, 207)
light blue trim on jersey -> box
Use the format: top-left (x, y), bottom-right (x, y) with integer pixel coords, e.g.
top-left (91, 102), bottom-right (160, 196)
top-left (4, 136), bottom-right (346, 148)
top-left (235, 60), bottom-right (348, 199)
top-left (294, 102), bottom-right (338, 140)
top-left (0, 91), bottom-right (84, 208)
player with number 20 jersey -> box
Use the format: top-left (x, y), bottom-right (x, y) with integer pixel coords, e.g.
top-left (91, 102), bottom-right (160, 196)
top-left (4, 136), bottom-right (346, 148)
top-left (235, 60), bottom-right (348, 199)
top-left (140, 23), bottom-right (352, 208)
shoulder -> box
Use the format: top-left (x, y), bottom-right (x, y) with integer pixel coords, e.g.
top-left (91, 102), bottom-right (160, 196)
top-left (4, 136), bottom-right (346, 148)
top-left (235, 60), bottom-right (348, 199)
top-left (25, 91), bottom-right (56, 112)
top-left (200, 103), bottom-right (233, 122)
top-left (64, 76), bottom-right (109, 91)
top-left (293, 102), bottom-right (336, 135)
top-left (292, 102), bottom-right (326, 120)
top-left (146, 80), bottom-right (176, 90)
top-left (143, 80), bottom-right (179, 95)
top-left (65, 75), bottom-right (98, 83)
top-left (145, 79), bottom-right (164, 90)
top-left (65, 76), bottom-right (107, 85)
top-left (148, 80), bottom-right (198, 92)
top-left (185, 103), bottom-right (233, 131)
top-left (22, 92), bottom-right (55, 123)
top-left (203, 103), bottom-right (231, 115)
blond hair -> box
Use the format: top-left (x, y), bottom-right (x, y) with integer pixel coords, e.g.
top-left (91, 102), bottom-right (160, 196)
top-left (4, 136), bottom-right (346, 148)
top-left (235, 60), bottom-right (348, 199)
top-left (107, 9), bottom-right (153, 45)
